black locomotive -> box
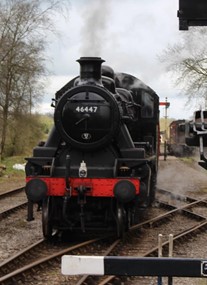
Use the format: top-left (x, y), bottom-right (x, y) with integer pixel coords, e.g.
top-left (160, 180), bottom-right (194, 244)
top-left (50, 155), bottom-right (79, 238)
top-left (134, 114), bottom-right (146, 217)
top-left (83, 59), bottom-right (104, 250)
top-left (186, 110), bottom-right (207, 169)
top-left (25, 57), bottom-right (159, 238)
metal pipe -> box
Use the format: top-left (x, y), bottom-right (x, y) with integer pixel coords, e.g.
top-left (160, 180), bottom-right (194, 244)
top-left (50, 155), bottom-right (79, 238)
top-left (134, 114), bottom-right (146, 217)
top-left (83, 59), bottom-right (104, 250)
top-left (157, 234), bottom-right (163, 285)
top-left (168, 234), bottom-right (174, 285)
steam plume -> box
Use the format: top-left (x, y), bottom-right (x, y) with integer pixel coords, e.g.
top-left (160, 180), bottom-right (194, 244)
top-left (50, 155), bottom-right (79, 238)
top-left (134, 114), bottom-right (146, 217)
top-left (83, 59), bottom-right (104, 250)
top-left (80, 0), bottom-right (111, 56)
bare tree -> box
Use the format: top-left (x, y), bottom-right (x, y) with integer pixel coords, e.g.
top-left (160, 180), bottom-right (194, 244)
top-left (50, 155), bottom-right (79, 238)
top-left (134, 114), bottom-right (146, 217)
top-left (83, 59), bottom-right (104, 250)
top-left (0, 0), bottom-right (70, 160)
top-left (159, 28), bottom-right (207, 106)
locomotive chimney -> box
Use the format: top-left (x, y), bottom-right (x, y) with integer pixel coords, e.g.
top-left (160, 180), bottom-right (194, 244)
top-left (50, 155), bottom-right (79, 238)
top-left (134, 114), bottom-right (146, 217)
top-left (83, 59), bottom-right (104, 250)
top-left (76, 57), bottom-right (105, 85)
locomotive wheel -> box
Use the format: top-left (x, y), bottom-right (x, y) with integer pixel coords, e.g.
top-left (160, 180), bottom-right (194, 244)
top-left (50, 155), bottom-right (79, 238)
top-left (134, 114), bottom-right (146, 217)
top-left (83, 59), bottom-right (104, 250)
top-left (42, 197), bottom-right (53, 239)
top-left (116, 202), bottom-right (126, 238)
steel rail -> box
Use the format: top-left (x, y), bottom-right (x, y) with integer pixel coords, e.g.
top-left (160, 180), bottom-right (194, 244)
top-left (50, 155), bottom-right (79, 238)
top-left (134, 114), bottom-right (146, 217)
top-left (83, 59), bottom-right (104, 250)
top-left (0, 201), bottom-right (28, 220)
top-left (0, 238), bottom-right (107, 284)
top-left (74, 197), bottom-right (207, 285)
top-left (0, 187), bottom-right (25, 200)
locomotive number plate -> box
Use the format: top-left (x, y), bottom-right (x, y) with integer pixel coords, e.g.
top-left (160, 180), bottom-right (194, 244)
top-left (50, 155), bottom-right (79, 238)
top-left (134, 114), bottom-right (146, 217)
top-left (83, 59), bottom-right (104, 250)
top-left (76, 106), bottom-right (98, 113)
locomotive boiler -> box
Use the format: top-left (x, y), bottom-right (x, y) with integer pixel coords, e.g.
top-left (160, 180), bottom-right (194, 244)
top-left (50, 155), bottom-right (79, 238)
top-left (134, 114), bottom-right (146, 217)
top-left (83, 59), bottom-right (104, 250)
top-left (25, 57), bottom-right (159, 239)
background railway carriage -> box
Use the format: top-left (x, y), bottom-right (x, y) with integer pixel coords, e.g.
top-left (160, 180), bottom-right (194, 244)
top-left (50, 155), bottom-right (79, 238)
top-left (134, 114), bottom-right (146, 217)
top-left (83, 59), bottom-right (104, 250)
top-left (167, 120), bottom-right (195, 157)
top-left (25, 57), bottom-right (160, 239)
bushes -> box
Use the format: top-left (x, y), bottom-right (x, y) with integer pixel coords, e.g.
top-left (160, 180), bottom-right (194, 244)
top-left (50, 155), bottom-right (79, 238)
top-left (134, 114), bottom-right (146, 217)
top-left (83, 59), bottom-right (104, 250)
top-left (3, 113), bottom-right (53, 158)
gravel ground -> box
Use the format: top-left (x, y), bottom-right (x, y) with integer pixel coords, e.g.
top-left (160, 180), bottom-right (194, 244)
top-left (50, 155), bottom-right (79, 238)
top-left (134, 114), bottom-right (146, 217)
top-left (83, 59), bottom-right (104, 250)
top-left (156, 155), bottom-right (207, 285)
top-left (0, 174), bottom-right (42, 263)
top-left (0, 209), bottom-right (42, 263)
top-left (1, 155), bottom-right (207, 284)
top-left (0, 176), bottom-right (25, 194)
top-left (157, 155), bottom-right (207, 197)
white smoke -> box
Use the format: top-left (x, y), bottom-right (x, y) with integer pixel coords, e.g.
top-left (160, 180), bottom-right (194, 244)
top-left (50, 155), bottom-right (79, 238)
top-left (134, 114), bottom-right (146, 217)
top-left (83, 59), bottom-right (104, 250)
top-left (80, 0), bottom-right (111, 56)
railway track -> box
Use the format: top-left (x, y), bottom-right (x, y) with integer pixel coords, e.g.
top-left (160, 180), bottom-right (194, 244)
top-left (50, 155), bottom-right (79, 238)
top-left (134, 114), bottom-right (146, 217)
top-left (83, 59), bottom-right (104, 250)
top-left (0, 236), bottom-right (116, 285)
top-left (74, 193), bottom-right (207, 285)
top-left (0, 187), bottom-right (25, 199)
top-left (0, 187), bottom-right (27, 220)
top-left (1, 189), bottom-right (207, 284)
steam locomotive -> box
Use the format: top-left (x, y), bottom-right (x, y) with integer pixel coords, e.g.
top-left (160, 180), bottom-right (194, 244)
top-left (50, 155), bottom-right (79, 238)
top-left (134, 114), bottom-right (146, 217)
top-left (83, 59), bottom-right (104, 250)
top-left (186, 110), bottom-right (207, 170)
top-left (25, 57), bottom-right (159, 239)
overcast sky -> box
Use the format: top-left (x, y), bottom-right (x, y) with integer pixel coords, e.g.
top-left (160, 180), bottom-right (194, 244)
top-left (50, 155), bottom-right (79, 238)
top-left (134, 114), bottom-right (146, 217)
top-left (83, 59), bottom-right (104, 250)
top-left (39, 0), bottom-right (200, 120)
